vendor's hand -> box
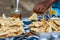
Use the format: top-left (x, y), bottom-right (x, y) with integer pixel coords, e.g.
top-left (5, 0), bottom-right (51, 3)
top-left (33, 0), bottom-right (57, 14)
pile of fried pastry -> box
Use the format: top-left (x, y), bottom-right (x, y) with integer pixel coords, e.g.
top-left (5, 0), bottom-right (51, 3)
top-left (0, 14), bottom-right (25, 38)
top-left (29, 13), bottom-right (60, 34)
top-left (0, 13), bottom-right (60, 38)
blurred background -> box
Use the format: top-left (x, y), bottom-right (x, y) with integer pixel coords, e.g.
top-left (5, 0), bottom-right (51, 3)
top-left (0, 0), bottom-right (44, 17)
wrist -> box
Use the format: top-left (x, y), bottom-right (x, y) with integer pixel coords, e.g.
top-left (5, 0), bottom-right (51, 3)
top-left (46, 0), bottom-right (57, 4)
top-left (46, 0), bottom-right (57, 2)
top-left (44, 0), bottom-right (57, 7)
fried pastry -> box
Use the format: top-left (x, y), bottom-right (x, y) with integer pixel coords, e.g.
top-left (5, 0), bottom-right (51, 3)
top-left (0, 14), bottom-right (25, 38)
top-left (28, 13), bottom-right (38, 20)
top-left (53, 19), bottom-right (60, 26)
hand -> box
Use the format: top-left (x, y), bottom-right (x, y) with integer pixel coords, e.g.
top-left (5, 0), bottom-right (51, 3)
top-left (33, 0), bottom-right (57, 14)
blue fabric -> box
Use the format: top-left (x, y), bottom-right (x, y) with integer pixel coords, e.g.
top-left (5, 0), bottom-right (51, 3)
top-left (52, 1), bottom-right (60, 8)
top-left (52, 1), bottom-right (60, 16)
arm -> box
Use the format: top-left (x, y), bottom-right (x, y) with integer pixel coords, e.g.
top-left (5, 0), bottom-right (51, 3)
top-left (33, 0), bottom-right (57, 14)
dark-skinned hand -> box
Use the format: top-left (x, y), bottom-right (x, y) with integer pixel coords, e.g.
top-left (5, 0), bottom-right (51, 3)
top-left (33, 0), bottom-right (57, 14)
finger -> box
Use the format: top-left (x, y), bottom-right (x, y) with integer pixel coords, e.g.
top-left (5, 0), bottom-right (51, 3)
top-left (42, 7), bottom-right (47, 13)
top-left (39, 6), bottom-right (44, 14)
top-left (36, 5), bottom-right (41, 11)
top-left (33, 6), bottom-right (37, 11)
top-left (33, 6), bottom-right (41, 13)
top-left (33, 4), bottom-right (39, 10)
top-left (38, 8), bottom-right (43, 14)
